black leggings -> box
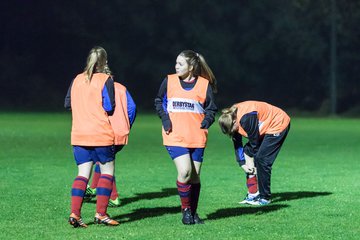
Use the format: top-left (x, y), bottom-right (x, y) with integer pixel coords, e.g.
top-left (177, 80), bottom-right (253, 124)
top-left (255, 124), bottom-right (290, 200)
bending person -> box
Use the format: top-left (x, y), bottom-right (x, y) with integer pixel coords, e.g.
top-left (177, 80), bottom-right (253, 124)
top-left (218, 101), bottom-right (290, 205)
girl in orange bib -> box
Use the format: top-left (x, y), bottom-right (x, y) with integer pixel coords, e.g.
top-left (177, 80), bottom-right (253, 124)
top-left (65, 46), bottom-right (119, 227)
top-left (155, 50), bottom-right (217, 224)
top-left (218, 101), bottom-right (290, 206)
top-left (83, 81), bottom-right (137, 208)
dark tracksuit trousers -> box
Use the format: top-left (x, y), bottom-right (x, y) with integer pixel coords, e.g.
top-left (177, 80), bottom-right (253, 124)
top-left (255, 124), bottom-right (290, 200)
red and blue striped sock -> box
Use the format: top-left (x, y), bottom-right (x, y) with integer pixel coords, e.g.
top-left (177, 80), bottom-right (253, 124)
top-left (71, 176), bottom-right (88, 216)
top-left (90, 162), bottom-right (101, 189)
top-left (190, 183), bottom-right (201, 214)
top-left (96, 174), bottom-right (113, 215)
top-left (110, 176), bottom-right (119, 200)
top-left (177, 180), bottom-right (191, 210)
top-left (247, 175), bottom-right (258, 194)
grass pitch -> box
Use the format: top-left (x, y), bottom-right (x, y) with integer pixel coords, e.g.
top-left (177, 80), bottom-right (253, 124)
top-left (0, 113), bottom-right (359, 239)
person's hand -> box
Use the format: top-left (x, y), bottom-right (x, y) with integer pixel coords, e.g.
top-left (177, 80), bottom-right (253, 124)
top-left (244, 153), bottom-right (255, 166)
top-left (162, 119), bottom-right (172, 135)
top-left (200, 119), bottom-right (210, 129)
top-left (241, 165), bottom-right (256, 174)
top-left (165, 128), bottom-right (172, 135)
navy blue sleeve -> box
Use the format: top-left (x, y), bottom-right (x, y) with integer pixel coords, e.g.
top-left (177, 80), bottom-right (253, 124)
top-left (201, 85), bottom-right (218, 129)
top-left (126, 90), bottom-right (137, 127)
top-left (102, 77), bottom-right (115, 115)
top-left (240, 111), bottom-right (260, 157)
top-left (154, 77), bottom-right (171, 131)
top-left (232, 132), bottom-right (246, 166)
top-left (64, 79), bottom-right (73, 110)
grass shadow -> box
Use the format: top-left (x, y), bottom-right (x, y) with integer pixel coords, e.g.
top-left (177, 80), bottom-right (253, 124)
top-left (85, 190), bottom-right (333, 224)
top-left (271, 191), bottom-right (333, 203)
top-left (114, 206), bottom-right (180, 224)
top-left (86, 206), bottom-right (181, 226)
top-left (85, 187), bottom-right (178, 206)
top-left (120, 188), bottom-right (178, 206)
top-left (205, 204), bottom-right (289, 221)
top-left (206, 191), bottom-right (332, 221)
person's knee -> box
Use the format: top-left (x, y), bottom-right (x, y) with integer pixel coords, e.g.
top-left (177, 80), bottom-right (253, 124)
top-left (99, 161), bottom-right (114, 175)
top-left (178, 168), bottom-right (191, 182)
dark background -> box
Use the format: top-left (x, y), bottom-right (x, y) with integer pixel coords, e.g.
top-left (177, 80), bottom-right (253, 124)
top-left (1, 0), bottom-right (359, 115)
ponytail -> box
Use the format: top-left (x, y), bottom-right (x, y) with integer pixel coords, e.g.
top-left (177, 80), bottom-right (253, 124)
top-left (198, 54), bottom-right (217, 93)
top-left (84, 46), bottom-right (112, 82)
top-left (84, 52), bottom-right (97, 81)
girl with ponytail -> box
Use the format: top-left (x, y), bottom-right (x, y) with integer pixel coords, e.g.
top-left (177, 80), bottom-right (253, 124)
top-left (154, 50), bottom-right (218, 225)
top-left (64, 46), bottom-right (120, 227)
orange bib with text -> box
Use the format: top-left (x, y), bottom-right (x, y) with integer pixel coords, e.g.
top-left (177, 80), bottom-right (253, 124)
top-left (162, 74), bottom-right (209, 148)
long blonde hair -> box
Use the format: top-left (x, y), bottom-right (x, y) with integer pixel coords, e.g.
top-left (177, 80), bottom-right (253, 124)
top-left (84, 46), bottom-right (112, 81)
top-left (218, 105), bottom-right (238, 136)
top-left (179, 50), bottom-right (217, 93)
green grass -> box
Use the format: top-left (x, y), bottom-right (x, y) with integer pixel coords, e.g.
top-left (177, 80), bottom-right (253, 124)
top-left (0, 113), bottom-right (359, 239)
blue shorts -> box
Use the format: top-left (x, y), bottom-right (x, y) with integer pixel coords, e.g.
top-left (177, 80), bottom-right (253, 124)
top-left (165, 146), bottom-right (205, 162)
top-left (73, 146), bottom-right (115, 165)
